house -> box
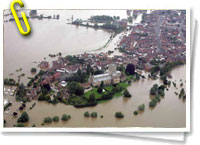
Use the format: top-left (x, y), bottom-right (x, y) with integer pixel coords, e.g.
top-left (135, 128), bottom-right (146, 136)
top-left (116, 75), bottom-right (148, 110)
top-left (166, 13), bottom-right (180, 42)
top-left (80, 83), bottom-right (91, 89)
top-left (56, 68), bottom-right (66, 74)
top-left (53, 72), bottom-right (61, 81)
top-left (120, 19), bottom-right (128, 28)
top-left (27, 89), bottom-right (37, 100)
top-left (41, 78), bottom-right (50, 85)
top-left (60, 81), bottom-right (67, 87)
top-left (40, 61), bottom-right (49, 70)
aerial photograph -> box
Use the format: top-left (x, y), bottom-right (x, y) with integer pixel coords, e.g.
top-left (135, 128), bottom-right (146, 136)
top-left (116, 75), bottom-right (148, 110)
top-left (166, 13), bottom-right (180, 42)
top-left (3, 9), bottom-right (186, 128)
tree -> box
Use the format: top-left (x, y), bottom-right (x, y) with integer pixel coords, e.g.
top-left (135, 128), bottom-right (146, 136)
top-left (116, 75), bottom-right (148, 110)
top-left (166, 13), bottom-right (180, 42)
top-left (149, 99), bottom-right (157, 107)
top-left (38, 94), bottom-right (45, 101)
top-left (67, 82), bottom-right (84, 96)
top-left (97, 87), bottom-right (103, 94)
top-left (42, 84), bottom-right (51, 92)
top-left (44, 117), bottom-right (52, 123)
top-left (160, 75), bottom-right (167, 81)
top-left (15, 83), bottom-right (27, 102)
top-left (102, 93), bottom-right (112, 100)
top-left (128, 16), bottom-right (133, 23)
top-left (138, 104), bottom-right (145, 111)
top-left (53, 116), bottom-right (59, 122)
top-left (155, 94), bottom-right (161, 102)
top-left (158, 89), bottom-right (165, 96)
top-left (62, 114), bottom-right (70, 121)
top-left (31, 68), bottom-right (37, 73)
top-left (100, 81), bottom-right (104, 88)
top-left (160, 61), bottom-right (184, 76)
top-left (4, 78), bottom-right (17, 86)
top-left (150, 87), bottom-right (157, 95)
top-left (158, 85), bottom-right (165, 91)
top-left (123, 89), bottom-right (131, 98)
top-left (163, 79), bottom-right (168, 85)
top-left (86, 65), bottom-right (94, 75)
top-left (84, 111), bottom-right (90, 117)
top-left (112, 85), bottom-right (122, 93)
top-left (150, 65), bottom-right (160, 74)
top-left (134, 111), bottom-right (138, 115)
top-left (90, 15), bottom-right (114, 23)
top-left (115, 112), bottom-right (124, 118)
top-left (179, 88), bottom-right (186, 99)
top-left (117, 65), bottom-right (125, 71)
top-left (125, 64), bottom-right (135, 75)
top-left (77, 68), bottom-right (82, 76)
top-left (94, 23), bottom-right (99, 28)
top-left (75, 86), bottom-right (84, 96)
top-left (91, 112), bottom-right (97, 118)
top-left (150, 84), bottom-right (159, 95)
top-left (17, 112), bottom-right (29, 123)
top-left (89, 93), bottom-right (95, 102)
top-left (16, 123), bottom-right (25, 127)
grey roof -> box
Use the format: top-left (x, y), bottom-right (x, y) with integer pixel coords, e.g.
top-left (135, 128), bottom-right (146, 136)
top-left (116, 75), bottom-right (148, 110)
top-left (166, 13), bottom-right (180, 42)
top-left (111, 71), bottom-right (121, 77)
top-left (93, 75), bottom-right (112, 83)
top-left (93, 73), bottom-right (111, 79)
top-left (93, 73), bottom-right (112, 83)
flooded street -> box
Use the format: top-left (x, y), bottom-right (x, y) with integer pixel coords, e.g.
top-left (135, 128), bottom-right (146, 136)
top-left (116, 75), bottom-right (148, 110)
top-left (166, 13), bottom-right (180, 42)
top-left (3, 10), bottom-right (186, 128)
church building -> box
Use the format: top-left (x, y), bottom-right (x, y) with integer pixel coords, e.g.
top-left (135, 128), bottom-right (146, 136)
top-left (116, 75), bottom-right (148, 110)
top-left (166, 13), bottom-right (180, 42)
top-left (89, 64), bottom-right (121, 87)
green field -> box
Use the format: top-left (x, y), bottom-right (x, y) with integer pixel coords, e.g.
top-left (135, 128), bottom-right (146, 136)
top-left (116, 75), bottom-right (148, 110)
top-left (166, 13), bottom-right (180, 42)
top-left (84, 88), bottom-right (103, 99)
top-left (85, 81), bottom-right (129, 100)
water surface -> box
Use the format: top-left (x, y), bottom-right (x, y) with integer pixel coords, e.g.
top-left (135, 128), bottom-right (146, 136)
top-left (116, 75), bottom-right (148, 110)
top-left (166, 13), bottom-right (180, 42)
top-left (3, 10), bottom-right (186, 128)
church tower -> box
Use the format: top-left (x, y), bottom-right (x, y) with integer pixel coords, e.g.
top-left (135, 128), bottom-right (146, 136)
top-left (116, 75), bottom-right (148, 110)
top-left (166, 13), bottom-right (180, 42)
top-left (108, 64), bottom-right (117, 74)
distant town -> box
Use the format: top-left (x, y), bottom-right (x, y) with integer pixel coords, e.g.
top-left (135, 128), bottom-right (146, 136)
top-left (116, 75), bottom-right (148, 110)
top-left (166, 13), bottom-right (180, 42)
top-left (4, 10), bottom-right (60, 22)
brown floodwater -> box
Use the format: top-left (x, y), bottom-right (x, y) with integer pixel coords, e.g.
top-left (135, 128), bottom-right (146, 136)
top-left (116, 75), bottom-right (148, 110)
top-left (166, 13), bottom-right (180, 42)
top-left (4, 10), bottom-right (123, 84)
top-left (3, 10), bottom-right (186, 128)
top-left (4, 65), bottom-right (186, 128)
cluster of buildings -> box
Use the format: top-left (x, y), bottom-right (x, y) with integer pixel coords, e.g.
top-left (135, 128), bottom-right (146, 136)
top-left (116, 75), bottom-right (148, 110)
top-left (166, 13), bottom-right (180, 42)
top-left (38, 54), bottom-right (126, 87)
top-left (24, 56), bottom-right (124, 100)
top-left (15, 10), bottom-right (186, 101)
top-left (127, 10), bottom-right (147, 18)
top-left (118, 10), bottom-right (186, 70)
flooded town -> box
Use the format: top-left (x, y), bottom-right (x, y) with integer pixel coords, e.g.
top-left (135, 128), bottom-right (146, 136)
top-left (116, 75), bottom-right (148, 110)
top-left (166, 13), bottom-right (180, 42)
top-left (3, 10), bottom-right (186, 128)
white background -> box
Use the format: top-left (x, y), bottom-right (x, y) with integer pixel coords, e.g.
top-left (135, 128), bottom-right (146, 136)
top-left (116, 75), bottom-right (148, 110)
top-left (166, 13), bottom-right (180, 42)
top-left (0, 0), bottom-right (199, 144)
